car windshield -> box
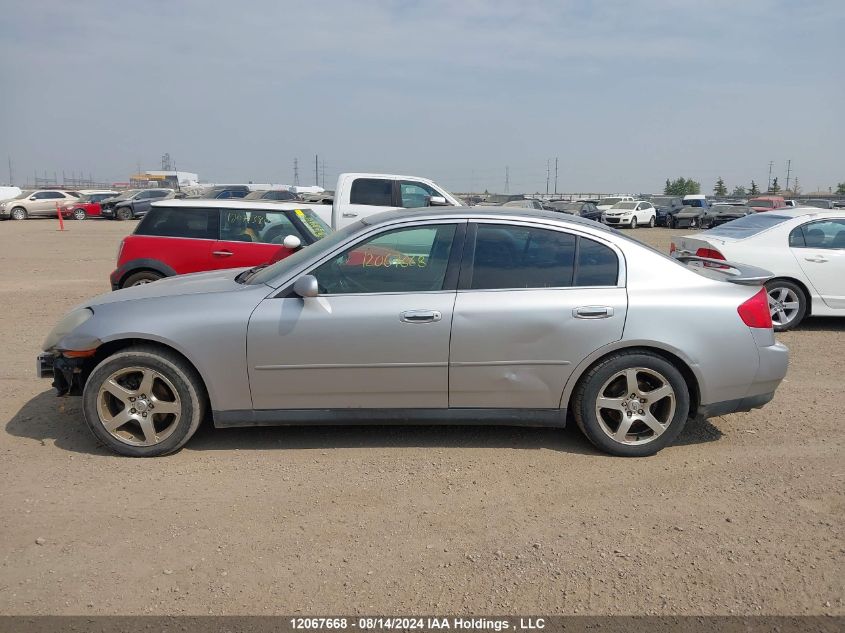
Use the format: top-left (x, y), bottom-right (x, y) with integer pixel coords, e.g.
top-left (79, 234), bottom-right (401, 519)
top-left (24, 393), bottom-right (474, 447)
top-left (75, 194), bottom-right (93, 202)
top-left (803, 200), bottom-right (830, 209)
top-left (650, 197), bottom-right (674, 206)
top-left (12, 190), bottom-right (34, 200)
top-left (683, 199), bottom-right (705, 207)
top-left (109, 189), bottom-right (140, 201)
top-left (246, 221), bottom-right (363, 286)
top-left (748, 199), bottom-right (775, 208)
top-left (601, 197), bottom-right (622, 206)
top-left (612, 202), bottom-right (636, 210)
top-left (705, 213), bottom-right (792, 238)
top-left (292, 208), bottom-right (332, 239)
top-left (553, 202), bottom-right (581, 211)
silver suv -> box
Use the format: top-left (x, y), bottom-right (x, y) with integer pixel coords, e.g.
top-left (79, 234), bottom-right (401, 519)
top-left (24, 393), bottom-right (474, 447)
top-left (0, 190), bottom-right (81, 220)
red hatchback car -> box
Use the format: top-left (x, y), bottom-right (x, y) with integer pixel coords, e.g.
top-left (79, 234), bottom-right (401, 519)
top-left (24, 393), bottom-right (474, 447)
top-left (60, 191), bottom-right (119, 220)
top-left (110, 200), bottom-right (331, 289)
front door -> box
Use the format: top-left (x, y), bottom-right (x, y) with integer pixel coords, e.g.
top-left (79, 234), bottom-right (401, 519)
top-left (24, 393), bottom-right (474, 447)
top-left (247, 221), bottom-right (465, 409)
top-left (790, 218), bottom-right (845, 309)
top-left (449, 222), bottom-right (627, 408)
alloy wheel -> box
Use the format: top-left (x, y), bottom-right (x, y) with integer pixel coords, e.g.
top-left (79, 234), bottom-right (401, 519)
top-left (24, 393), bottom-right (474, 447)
top-left (96, 366), bottom-right (182, 447)
top-left (73, 208), bottom-right (86, 220)
top-left (594, 367), bottom-right (676, 445)
top-left (768, 287), bottom-right (801, 327)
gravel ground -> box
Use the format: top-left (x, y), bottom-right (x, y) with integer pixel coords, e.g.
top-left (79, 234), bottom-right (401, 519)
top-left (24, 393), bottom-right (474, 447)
top-left (0, 218), bottom-right (842, 615)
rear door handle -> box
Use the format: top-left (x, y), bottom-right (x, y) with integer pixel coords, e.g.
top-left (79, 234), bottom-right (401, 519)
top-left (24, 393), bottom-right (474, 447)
top-left (342, 212), bottom-right (358, 218)
top-left (804, 256), bottom-right (828, 263)
top-left (573, 306), bottom-right (614, 319)
top-left (212, 250), bottom-right (233, 257)
top-left (400, 310), bottom-right (442, 324)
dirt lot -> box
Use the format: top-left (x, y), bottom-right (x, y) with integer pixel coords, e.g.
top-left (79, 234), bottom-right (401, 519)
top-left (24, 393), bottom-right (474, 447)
top-left (0, 218), bottom-right (842, 616)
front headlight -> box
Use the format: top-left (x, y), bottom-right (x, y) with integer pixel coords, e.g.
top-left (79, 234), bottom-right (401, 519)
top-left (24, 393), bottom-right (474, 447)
top-left (42, 308), bottom-right (94, 351)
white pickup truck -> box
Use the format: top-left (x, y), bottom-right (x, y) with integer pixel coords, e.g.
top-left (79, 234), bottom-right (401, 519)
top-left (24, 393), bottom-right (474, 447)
top-left (288, 173), bottom-right (464, 229)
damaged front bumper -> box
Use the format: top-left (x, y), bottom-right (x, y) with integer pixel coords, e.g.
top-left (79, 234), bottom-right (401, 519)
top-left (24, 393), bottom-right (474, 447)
top-left (36, 352), bottom-right (87, 396)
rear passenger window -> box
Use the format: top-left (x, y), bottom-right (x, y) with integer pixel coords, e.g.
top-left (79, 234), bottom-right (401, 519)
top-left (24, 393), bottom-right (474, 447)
top-left (350, 178), bottom-right (393, 206)
top-left (468, 225), bottom-right (576, 290)
top-left (575, 238), bottom-right (619, 286)
top-left (135, 207), bottom-right (219, 240)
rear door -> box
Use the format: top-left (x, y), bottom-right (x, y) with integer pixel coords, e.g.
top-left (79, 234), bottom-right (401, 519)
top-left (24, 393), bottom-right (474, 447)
top-left (789, 218), bottom-right (845, 309)
top-left (449, 222), bottom-right (627, 408)
top-left (337, 177), bottom-right (395, 228)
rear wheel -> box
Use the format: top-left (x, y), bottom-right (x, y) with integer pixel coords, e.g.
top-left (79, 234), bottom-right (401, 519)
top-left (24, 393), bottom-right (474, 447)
top-left (10, 207), bottom-right (27, 220)
top-left (765, 279), bottom-right (806, 331)
top-left (573, 351), bottom-right (690, 457)
top-left (121, 270), bottom-right (164, 288)
top-left (73, 208), bottom-right (87, 220)
top-left (82, 346), bottom-right (206, 457)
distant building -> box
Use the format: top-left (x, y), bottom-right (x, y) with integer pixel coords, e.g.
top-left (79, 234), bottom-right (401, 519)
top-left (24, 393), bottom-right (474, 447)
top-left (130, 170), bottom-right (199, 189)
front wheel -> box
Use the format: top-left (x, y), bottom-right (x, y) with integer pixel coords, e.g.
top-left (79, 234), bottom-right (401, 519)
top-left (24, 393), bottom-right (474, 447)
top-left (630, 216), bottom-right (638, 229)
top-left (765, 279), bottom-right (807, 331)
top-left (572, 351), bottom-right (690, 457)
top-left (648, 215), bottom-right (655, 228)
top-left (667, 215), bottom-right (675, 229)
top-left (115, 207), bottom-right (133, 221)
top-left (10, 207), bottom-right (27, 220)
top-left (82, 346), bottom-right (206, 456)
top-left (73, 208), bottom-right (87, 220)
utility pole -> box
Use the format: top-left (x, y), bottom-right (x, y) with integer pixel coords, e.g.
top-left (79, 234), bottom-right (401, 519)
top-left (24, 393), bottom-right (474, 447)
top-left (767, 161), bottom-right (774, 192)
top-left (321, 160), bottom-right (326, 188)
top-left (7, 156), bottom-right (12, 186)
top-left (293, 158), bottom-right (300, 185)
top-left (504, 166), bottom-right (509, 193)
top-left (785, 159), bottom-right (792, 191)
top-left (315, 154), bottom-right (319, 186)
top-left (554, 157), bottom-right (559, 195)
top-left (546, 159), bottom-right (550, 195)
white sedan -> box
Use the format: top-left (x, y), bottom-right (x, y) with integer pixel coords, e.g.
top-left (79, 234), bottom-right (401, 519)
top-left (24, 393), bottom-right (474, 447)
top-left (671, 209), bottom-right (845, 330)
top-left (601, 201), bottom-right (657, 229)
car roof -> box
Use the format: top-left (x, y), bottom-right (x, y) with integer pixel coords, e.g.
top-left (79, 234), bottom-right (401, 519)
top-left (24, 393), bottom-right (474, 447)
top-left (361, 206), bottom-right (615, 234)
top-left (151, 199), bottom-right (322, 211)
top-left (764, 208), bottom-right (844, 219)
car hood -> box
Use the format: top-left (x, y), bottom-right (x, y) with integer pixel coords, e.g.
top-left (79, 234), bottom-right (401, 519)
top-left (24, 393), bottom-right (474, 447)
top-left (82, 268), bottom-right (251, 309)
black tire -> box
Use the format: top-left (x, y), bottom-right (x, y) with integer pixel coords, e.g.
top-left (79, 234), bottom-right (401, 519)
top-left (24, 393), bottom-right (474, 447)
top-left (115, 206), bottom-right (133, 221)
top-left (572, 351), bottom-right (690, 457)
top-left (10, 207), bottom-right (27, 220)
top-left (667, 215), bottom-right (675, 229)
top-left (648, 215), bottom-right (655, 228)
top-left (630, 216), bottom-right (638, 229)
top-left (73, 208), bottom-right (87, 220)
top-left (82, 346), bottom-right (206, 457)
top-left (764, 279), bottom-right (807, 332)
top-left (690, 217), bottom-right (699, 229)
top-left (121, 270), bottom-right (164, 288)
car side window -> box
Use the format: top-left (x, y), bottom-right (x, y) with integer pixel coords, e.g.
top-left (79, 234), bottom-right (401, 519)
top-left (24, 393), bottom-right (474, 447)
top-left (467, 224), bottom-right (577, 290)
top-left (350, 178), bottom-right (393, 206)
top-left (575, 238), bottom-right (619, 286)
top-left (135, 191), bottom-right (152, 200)
top-left (399, 181), bottom-right (440, 208)
top-left (151, 190), bottom-right (169, 198)
top-left (791, 220), bottom-right (845, 249)
top-left (135, 207), bottom-right (219, 239)
top-left (219, 210), bottom-right (304, 244)
top-left (311, 224), bottom-right (458, 295)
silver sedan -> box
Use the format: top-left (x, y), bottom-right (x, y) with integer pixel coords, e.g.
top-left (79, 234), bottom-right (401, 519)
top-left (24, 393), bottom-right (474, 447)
top-left (38, 207), bottom-right (788, 457)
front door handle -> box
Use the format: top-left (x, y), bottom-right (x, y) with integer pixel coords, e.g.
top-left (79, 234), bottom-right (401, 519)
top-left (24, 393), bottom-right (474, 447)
top-left (212, 250), bottom-right (234, 257)
top-left (400, 310), bottom-right (442, 324)
top-left (342, 212), bottom-right (358, 218)
top-left (804, 256), bottom-right (828, 263)
top-left (573, 306), bottom-right (614, 319)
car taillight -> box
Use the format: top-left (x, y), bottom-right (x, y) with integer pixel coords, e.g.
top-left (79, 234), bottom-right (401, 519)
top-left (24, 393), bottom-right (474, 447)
top-left (738, 287), bottom-right (773, 329)
top-left (695, 247), bottom-right (724, 260)
top-left (669, 242), bottom-right (676, 254)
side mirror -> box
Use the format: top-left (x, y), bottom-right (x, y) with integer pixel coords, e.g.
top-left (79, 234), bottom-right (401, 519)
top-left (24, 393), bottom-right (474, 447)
top-left (282, 235), bottom-right (302, 250)
top-left (292, 275), bottom-right (319, 298)
top-left (30, 196), bottom-right (37, 200)
top-left (428, 195), bottom-right (448, 206)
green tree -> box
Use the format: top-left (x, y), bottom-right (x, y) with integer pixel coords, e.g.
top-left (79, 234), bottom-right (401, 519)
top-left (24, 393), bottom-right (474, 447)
top-left (749, 180), bottom-right (760, 195)
top-left (836, 182), bottom-right (845, 195)
top-left (664, 177), bottom-right (701, 196)
top-left (731, 185), bottom-right (746, 197)
top-left (770, 177), bottom-right (781, 194)
top-left (713, 177), bottom-right (728, 196)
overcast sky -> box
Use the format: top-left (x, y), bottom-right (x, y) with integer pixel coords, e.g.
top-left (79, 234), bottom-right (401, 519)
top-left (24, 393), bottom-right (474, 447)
top-left (1, 0), bottom-right (843, 194)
